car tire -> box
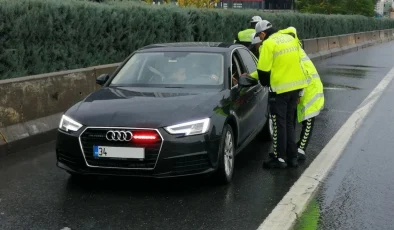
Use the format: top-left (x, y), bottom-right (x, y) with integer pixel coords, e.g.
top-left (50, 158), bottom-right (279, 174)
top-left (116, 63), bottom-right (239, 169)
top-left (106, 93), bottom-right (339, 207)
top-left (214, 124), bottom-right (235, 185)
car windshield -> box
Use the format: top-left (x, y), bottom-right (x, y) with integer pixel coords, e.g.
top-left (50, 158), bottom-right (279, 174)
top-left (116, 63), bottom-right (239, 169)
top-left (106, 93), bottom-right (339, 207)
top-left (110, 51), bottom-right (225, 88)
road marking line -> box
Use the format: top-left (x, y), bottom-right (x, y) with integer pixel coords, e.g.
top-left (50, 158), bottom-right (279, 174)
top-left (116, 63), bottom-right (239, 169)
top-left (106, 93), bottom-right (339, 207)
top-left (257, 65), bottom-right (394, 230)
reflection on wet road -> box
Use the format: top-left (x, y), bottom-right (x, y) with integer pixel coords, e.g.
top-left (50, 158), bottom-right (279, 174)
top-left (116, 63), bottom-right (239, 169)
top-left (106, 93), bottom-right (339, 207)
top-left (1, 41), bottom-right (394, 230)
top-left (316, 43), bottom-right (394, 230)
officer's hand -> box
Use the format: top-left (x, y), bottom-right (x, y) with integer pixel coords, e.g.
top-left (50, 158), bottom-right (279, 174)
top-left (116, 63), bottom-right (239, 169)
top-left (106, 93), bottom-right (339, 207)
top-left (232, 76), bottom-right (238, 85)
top-left (261, 82), bottom-right (269, 87)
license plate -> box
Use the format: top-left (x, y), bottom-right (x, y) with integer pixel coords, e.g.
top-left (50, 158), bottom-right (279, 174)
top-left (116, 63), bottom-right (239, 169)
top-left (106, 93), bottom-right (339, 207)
top-left (93, 146), bottom-right (145, 159)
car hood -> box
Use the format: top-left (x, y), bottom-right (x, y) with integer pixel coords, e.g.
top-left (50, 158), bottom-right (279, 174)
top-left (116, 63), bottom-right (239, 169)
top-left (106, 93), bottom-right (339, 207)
top-left (65, 87), bottom-right (226, 128)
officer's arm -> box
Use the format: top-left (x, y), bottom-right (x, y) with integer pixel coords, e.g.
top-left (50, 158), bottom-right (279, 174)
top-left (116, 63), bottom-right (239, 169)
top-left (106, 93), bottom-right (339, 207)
top-left (256, 42), bottom-right (273, 86)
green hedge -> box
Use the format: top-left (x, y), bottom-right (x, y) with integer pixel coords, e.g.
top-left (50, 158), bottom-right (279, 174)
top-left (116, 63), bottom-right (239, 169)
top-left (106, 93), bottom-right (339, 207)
top-left (1, 0), bottom-right (394, 79)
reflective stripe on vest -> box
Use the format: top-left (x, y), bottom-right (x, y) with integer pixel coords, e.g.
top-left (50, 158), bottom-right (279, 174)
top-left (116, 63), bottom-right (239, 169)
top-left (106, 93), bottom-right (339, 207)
top-left (273, 46), bottom-right (298, 59)
top-left (301, 55), bottom-right (320, 79)
top-left (261, 33), bottom-right (309, 94)
top-left (271, 78), bottom-right (311, 93)
top-left (238, 29), bottom-right (255, 42)
top-left (302, 110), bottom-right (322, 121)
top-left (300, 93), bottom-right (324, 113)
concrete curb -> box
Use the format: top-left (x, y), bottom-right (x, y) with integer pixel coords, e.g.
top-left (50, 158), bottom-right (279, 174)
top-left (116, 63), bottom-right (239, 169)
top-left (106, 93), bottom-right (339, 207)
top-left (0, 29), bottom-right (393, 158)
top-left (0, 113), bottom-right (62, 158)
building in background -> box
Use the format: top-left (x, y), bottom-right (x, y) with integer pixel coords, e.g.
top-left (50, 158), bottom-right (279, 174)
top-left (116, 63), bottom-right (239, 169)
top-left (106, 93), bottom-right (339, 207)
top-left (375, 0), bottom-right (384, 16)
top-left (264, 0), bottom-right (294, 9)
top-left (216, 0), bottom-right (264, 9)
top-left (375, 0), bottom-right (394, 17)
top-left (215, 0), bottom-right (295, 10)
top-left (383, 0), bottom-right (394, 17)
top-left (150, 0), bottom-right (296, 10)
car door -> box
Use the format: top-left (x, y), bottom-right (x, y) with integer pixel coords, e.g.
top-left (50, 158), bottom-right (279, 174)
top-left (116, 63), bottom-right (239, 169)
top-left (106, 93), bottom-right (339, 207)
top-left (236, 47), bottom-right (269, 133)
top-left (229, 49), bottom-right (258, 146)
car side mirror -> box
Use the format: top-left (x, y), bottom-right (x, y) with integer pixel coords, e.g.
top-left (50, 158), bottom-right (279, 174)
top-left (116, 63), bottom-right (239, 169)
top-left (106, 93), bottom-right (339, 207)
top-left (96, 74), bottom-right (109, 86)
top-left (238, 76), bottom-right (258, 87)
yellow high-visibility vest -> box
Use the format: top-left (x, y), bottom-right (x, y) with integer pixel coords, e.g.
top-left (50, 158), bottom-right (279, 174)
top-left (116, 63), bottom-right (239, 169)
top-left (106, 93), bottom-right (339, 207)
top-left (237, 29), bottom-right (255, 42)
top-left (277, 27), bottom-right (324, 122)
top-left (255, 32), bottom-right (309, 94)
top-left (296, 49), bottom-right (324, 122)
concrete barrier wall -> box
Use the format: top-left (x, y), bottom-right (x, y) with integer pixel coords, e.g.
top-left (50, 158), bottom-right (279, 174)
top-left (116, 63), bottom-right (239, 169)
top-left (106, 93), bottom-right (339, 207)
top-left (365, 32), bottom-right (373, 41)
top-left (316, 37), bottom-right (331, 59)
top-left (380, 30), bottom-right (385, 39)
top-left (0, 63), bottom-right (119, 128)
top-left (387, 29), bottom-right (394, 39)
top-left (328, 36), bottom-right (342, 56)
top-left (0, 28), bottom-right (394, 155)
top-left (355, 32), bottom-right (366, 44)
top-left (302, 39), bottom-right (319, 54)
top-left (371, 31), bottom-right (380, 41)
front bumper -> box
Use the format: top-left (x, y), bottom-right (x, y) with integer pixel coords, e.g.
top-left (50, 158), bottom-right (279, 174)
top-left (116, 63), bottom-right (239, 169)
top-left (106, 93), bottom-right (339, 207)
top-left (55, 126), bottom-right (221, 178)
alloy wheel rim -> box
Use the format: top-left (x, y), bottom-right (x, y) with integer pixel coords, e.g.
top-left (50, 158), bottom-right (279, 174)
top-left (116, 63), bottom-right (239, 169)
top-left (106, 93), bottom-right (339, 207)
top-left (224, 131), bottom-right (234, 177)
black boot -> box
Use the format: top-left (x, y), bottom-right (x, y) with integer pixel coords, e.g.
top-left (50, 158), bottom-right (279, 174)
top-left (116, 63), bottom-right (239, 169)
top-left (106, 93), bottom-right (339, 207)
top-left (263, 153), bottom-right (287, 169)
top-left (287, 157), bottom-right (299, 168)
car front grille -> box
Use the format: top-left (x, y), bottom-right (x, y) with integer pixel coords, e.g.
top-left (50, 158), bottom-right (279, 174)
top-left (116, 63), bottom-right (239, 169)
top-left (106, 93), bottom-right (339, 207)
top-left (79, 128), bottom-right (163, 169)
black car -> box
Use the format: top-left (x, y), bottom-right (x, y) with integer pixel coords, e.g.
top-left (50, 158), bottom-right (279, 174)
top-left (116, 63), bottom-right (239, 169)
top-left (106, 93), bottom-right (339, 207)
top-left (56, 42), bottom-right (273, 184)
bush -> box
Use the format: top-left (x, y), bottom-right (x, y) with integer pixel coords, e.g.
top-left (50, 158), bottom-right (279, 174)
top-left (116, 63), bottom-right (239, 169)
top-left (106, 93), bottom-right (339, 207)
top-left (1, 0), bottom-right (394, 79)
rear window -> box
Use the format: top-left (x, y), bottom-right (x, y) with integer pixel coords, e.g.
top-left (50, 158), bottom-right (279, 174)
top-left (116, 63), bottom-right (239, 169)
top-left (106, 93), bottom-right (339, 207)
top-left (110, 52), bottom-right (225, 88)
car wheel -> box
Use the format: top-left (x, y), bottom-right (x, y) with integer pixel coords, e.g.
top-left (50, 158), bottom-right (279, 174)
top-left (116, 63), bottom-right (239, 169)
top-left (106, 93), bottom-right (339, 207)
top-left (215, 124), bottom-right (235, 185)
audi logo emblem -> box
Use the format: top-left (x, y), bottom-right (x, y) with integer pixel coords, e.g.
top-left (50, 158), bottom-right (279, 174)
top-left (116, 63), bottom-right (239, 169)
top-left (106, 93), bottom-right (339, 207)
top-left (106, 130), bottom-right (133, 141)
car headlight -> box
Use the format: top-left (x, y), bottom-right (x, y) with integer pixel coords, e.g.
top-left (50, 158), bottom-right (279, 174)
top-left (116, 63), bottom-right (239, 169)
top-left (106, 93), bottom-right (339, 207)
top-left (164, 118), bottom-right (210, 136)
top-left (59, 115), bottom-right (83, 132)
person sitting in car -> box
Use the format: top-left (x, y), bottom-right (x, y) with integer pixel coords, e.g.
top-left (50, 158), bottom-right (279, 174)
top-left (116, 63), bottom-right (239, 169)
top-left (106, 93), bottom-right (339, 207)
top-left (168, 67), bottom-right (187, 83)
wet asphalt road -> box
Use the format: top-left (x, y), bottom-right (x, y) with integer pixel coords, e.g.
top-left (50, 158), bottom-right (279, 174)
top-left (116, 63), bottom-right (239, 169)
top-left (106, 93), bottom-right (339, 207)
top-left (316, 43), bottom-right (394, 230)
top-left (1, 41), bottom-right (394, 230)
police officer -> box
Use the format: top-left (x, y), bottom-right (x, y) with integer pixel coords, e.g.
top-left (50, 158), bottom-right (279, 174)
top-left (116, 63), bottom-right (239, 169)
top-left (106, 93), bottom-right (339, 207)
top-left (295, 50), bottom-right (324, 160)
top-left (234, 16), bottom-right (262, 47)
top-left (277, 27), bottom-right (324, 161)
top-left (251, 20), bottom-right (309, 168)
top-left (248, 33), bottom-right (262, 58)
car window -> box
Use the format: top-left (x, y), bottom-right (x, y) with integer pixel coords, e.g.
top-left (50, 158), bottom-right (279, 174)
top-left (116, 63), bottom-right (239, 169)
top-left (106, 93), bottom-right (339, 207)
top-left (110, 52), bottom-right (225, 88)
top-left (237, 48), bottom-right (257, 73)
top-left (231, 52), bottom-right (242, 88)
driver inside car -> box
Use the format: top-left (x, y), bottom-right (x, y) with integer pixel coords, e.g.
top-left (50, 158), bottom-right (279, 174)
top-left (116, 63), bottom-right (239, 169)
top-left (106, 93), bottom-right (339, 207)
top-left (189, 61), bottom-right (220, 84)
top-left (169, 67), bottom-right (187, 83)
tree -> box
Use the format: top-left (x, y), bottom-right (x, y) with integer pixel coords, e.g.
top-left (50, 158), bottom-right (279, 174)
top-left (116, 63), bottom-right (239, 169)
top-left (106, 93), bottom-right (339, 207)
top-left (296, 0), bottom-right (375, 16)
top-left (345, 0), bottom-right (375, 16)
top-left (296, 0), bottom-right (345, 14)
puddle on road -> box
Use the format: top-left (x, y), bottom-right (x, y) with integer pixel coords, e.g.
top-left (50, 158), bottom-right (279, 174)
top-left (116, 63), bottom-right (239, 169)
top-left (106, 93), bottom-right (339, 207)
top-left (323, 82), bottom-right (360, 91)
top-left (319, 67), bottom-right (369, 79)
top-left (327, 63), bottom-right (385, 69)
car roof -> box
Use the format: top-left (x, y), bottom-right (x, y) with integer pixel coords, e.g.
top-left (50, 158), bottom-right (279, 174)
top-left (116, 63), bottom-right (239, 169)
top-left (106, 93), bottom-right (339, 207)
top-left (137, 42), bottom-right (246, 53)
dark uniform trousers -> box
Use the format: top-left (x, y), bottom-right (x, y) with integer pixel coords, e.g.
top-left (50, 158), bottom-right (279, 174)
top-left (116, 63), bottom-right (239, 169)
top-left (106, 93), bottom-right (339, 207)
top-left (269, 89), bottom-right (300, 161)
top-left (294, 114), bottom-right (315, 152)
